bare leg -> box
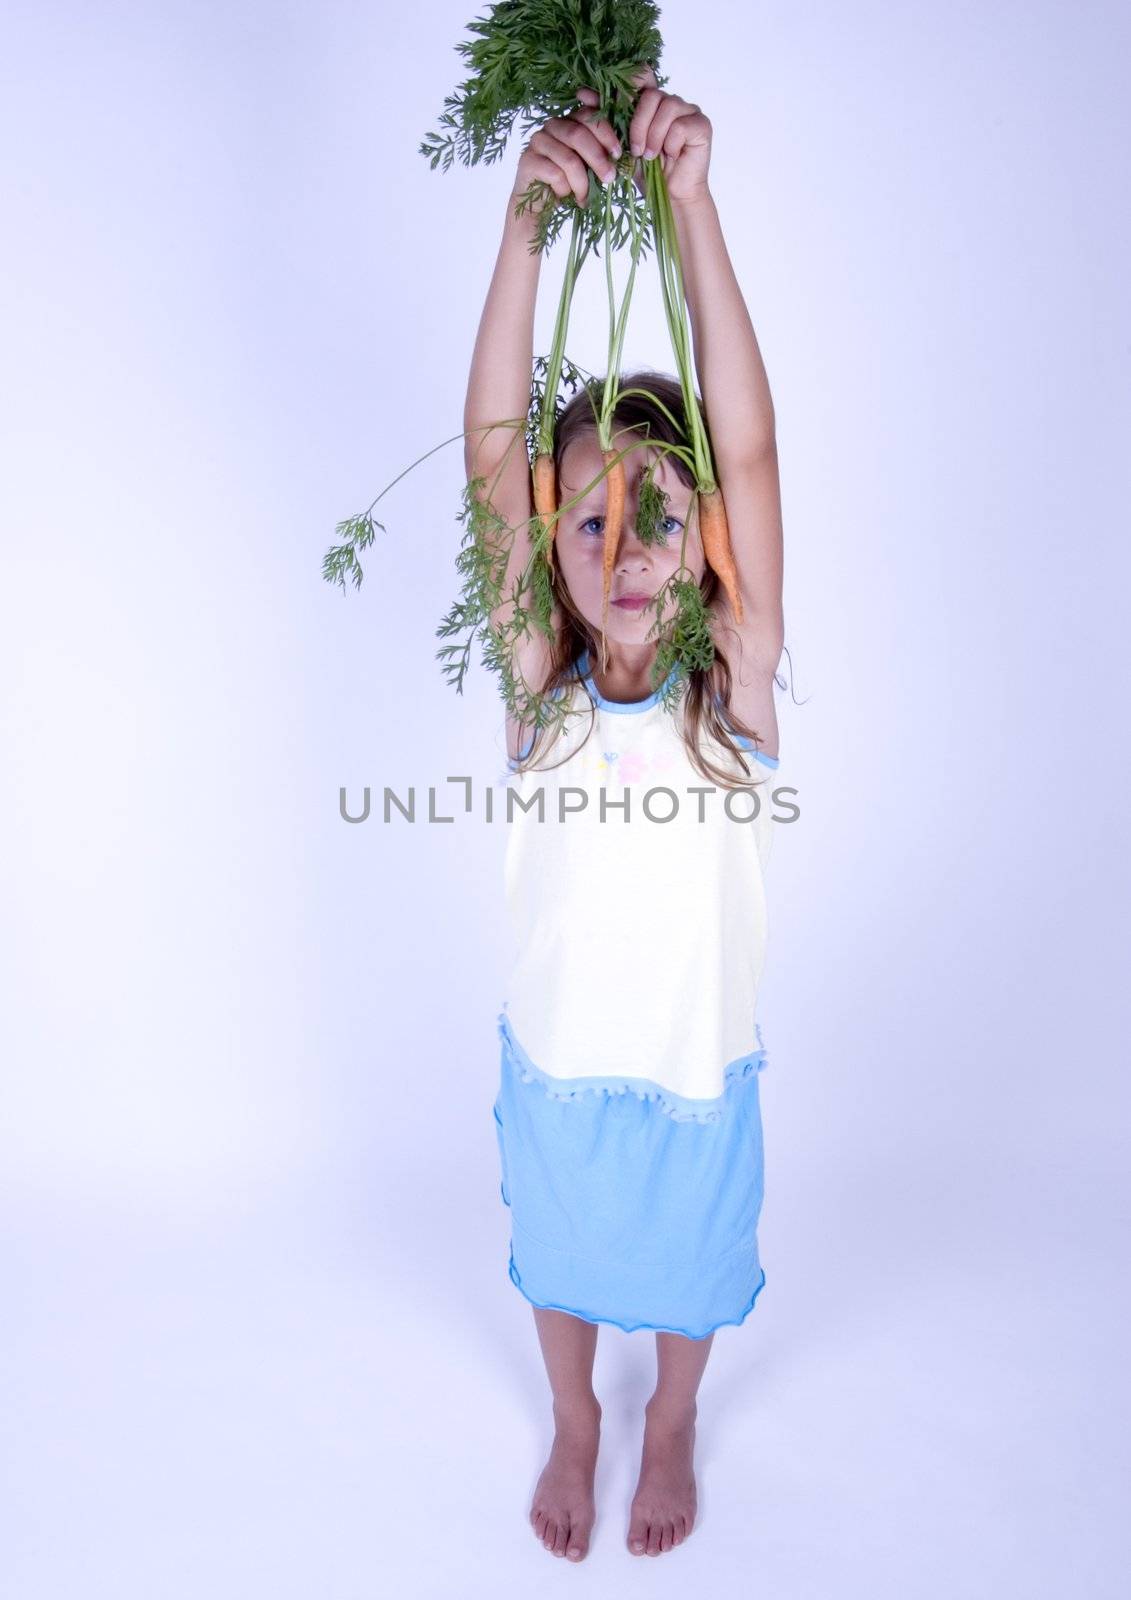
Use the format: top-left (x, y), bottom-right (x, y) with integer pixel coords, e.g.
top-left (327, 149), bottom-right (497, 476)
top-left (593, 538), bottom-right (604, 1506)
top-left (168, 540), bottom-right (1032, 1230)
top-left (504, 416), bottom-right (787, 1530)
top-left (626, 1328), bottom-right (715, 1555)
top-left (528, 1306), bottom-right (602, 1561)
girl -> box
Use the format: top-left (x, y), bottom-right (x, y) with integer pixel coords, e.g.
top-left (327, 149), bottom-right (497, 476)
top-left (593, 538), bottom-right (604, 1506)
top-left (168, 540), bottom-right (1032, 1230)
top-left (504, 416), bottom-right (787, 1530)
top-left (465, 66), bottom-right (785, 1562)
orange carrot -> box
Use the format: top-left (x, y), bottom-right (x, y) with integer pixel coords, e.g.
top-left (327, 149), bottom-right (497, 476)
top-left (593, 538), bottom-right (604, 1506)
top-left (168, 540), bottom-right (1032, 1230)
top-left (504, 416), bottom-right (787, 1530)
top-left (600, 448), bottom-right (625, 635)
top-left (698, 486), bottom-right (744, 625)
top-left (533, 452), bottom-right (557, 568)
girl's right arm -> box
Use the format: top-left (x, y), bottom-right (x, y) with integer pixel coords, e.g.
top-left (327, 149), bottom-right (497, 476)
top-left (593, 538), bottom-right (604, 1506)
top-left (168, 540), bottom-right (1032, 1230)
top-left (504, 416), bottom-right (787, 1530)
top-left (463, 99), bottom-right (620, 740)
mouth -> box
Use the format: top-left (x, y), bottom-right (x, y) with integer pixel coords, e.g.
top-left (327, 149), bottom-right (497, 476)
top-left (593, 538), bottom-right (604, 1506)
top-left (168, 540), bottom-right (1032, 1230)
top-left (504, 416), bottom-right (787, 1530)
top-left (611, 595), bottom-right (651, 611)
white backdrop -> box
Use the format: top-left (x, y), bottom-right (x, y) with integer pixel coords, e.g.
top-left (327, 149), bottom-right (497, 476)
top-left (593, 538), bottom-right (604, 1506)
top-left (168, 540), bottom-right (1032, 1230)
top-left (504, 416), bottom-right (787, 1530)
top-left (2, 1), bottom-right (1127, 1594)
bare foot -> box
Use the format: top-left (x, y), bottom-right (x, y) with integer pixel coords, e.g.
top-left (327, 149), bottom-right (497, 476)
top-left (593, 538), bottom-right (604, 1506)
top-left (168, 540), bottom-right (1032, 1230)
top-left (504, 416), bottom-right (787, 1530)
top-left (529, 1398), bottom-right (601, 1561)
top-left (626, 1396), bottom-right (698, 1555)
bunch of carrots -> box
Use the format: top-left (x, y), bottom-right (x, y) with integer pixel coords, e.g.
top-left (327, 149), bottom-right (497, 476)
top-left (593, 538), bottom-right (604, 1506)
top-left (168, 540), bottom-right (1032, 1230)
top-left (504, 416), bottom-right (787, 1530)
top-left (323, 0), bottom-right (743, 718)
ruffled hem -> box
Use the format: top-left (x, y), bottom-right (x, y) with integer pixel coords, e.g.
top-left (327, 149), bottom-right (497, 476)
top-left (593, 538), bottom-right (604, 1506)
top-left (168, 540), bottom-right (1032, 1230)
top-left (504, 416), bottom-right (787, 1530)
top-left (497, 1008), bottom-right (766, 1125)
top-left (506, 1249), bottom-right (767, 1338)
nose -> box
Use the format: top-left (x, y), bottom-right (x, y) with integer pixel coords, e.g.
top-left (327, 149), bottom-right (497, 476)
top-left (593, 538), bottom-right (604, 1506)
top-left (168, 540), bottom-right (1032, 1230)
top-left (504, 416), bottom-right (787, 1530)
top-left (613, 495), bottom-right (655, 569)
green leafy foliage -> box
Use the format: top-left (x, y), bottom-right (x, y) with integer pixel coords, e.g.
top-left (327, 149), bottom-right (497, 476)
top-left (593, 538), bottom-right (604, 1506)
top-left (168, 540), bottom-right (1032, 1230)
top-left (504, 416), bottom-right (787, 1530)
top-left (649, 576), bottom-right (716, 713)
top-left (420, 0), bottom-right (665, 256)
top-left (433, 474), bottom-right (576, 746)
top-left (526, 352), bottom-right (589, 468)
top-left (322, 512), bottom-right (385, 592)
top-left (434, 476), bottom-right (509, 697)
top-left (635, 467), bottom-right (670, 548)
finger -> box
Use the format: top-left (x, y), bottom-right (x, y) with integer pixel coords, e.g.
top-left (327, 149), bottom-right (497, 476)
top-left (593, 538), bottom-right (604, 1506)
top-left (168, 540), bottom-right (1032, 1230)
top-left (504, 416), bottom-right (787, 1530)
top-left (642, 98), bottom-right (699, 161)
top-left (574, 111), bottom-right (622, 161)
top-left (530, 129), bottom-right (594, 206)
top-left (570, 91), bottom-right (622, 160)
top-left (628, 86), bottom-right (663, 157)
top-left (628, 63), bottom-right (659, 91)
top-left (524, 152), bottom-right (578, 206)
top-left (657, 119), bottom-right (691, 179)
top-left (544, 117), bottom-right (618, 184)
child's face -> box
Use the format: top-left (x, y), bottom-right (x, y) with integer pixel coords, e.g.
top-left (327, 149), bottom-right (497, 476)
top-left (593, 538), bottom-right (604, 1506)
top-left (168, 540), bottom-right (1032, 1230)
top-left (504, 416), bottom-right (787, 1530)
top-left (556, 429), bottom-right (704, 640)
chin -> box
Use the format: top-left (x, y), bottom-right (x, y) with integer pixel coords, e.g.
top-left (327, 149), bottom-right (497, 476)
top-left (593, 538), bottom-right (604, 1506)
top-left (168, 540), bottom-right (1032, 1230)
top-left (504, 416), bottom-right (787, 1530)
top-left (587, 618), bottom-right (649, 643)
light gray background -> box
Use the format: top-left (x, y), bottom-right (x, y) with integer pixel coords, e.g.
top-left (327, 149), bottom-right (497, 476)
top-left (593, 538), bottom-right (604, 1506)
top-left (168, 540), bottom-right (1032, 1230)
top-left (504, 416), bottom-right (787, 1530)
top-left (2, 0), bottom-right (1127, 1594)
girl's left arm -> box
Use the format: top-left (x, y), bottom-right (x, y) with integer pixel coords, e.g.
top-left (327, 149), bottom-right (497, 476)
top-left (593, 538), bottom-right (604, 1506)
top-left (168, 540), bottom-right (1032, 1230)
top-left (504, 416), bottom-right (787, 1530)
top-left (669, 189), bottom-right (776, 462)
top-left (670, 188), bottom-right (784, 646)
top-left (628, 68), bottom-right (784, 647)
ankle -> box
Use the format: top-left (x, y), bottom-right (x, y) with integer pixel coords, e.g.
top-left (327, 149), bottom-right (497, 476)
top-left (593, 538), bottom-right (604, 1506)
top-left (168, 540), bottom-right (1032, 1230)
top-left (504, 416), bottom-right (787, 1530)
top-left (644, 1393), bottom-right (697, 1429)
top-left (552, 1394), bottom-right (602, 1431)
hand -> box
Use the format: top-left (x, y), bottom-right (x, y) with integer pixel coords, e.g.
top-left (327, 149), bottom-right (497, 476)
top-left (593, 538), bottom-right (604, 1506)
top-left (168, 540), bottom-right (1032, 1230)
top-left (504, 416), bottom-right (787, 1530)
top-left (512, 87), bottom-right (622, 212)
top-left (625, 64), bottom-right (712, 206)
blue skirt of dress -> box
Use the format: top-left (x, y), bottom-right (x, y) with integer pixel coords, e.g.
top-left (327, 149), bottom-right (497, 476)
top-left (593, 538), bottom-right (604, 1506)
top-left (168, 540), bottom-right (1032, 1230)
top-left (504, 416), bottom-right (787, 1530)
top-left (492, 1012), bottom-right (767, 1339)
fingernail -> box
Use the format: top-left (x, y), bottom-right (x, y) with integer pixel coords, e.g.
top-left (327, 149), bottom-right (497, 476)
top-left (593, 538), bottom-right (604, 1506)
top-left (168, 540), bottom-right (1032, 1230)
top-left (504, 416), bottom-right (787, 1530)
top-left (643, 147), bottom-right (656, 161)
top-left (630, 141), bottom-right (642, 157)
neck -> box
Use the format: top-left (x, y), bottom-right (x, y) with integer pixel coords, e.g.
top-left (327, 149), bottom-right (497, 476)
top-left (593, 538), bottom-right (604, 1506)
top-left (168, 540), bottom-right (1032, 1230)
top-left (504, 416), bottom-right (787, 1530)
top-left (583, 643), bottom-right (667, 697)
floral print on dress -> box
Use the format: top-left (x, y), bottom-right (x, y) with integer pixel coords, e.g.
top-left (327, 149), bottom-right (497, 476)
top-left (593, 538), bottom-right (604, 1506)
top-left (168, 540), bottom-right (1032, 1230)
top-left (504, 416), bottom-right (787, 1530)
top-left (646, 747), bottom-right (679, 782)
top-left (596, 746), bottom-right (679, 788)
top-left (617, 750), bottom-right (649, 785)
top-left (596, 749), bottom-right (620, 785)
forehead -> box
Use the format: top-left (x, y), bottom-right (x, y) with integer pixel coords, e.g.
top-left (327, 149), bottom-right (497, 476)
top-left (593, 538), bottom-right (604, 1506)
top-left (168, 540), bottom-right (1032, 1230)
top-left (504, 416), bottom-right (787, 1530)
top-left (559, 432), bottom-right (689, 499)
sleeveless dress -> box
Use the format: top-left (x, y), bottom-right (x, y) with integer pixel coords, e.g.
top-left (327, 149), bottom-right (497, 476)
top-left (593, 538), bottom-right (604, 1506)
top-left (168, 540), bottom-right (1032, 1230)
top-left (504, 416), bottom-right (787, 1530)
top-left (492, 646), bottom-right (781, 1339)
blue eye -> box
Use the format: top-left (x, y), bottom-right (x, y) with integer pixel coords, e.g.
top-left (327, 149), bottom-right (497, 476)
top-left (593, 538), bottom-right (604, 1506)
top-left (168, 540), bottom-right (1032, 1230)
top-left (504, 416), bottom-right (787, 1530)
top-left (579, 516), bottom-right (682, 537)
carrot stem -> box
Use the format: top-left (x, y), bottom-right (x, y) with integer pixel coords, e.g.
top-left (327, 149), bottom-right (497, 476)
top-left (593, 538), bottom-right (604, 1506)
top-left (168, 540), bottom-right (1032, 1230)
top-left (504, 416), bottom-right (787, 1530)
top-left (535, 209), bottom-right (588, 460)
top-left (645, 156), bottom-right (748, 620)
top-left (529, 208), bottom-right (592, 581)
top-left (587, 161), bottom-right (648, 662)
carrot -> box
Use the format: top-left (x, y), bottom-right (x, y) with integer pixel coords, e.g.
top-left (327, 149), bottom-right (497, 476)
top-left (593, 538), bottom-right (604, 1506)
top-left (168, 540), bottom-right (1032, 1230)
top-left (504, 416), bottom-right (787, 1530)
top-left (533, 451), bottom-right (557, 570)
top-left (698, 486), bottom-right (744, 625)
top-left (600, 448), bottom-right (625, 634)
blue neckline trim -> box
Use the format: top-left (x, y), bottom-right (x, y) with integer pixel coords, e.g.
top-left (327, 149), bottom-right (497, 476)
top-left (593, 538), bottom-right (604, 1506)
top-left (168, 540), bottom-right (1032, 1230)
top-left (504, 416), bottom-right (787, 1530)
top-left (505, 655), bottom-right (781, 769)
top-left (577, 647), bottom-right (678, 713)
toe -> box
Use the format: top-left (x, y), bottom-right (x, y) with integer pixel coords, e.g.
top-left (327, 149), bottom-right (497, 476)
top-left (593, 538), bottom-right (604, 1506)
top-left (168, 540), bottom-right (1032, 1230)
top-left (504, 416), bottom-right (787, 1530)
top-left (566, 1521), bottom-right (590, 1561)
top-left (552, 1519), bottom-right (569, 1556)
top-left (661, 1521), bottom-right (675, 1552)
top-left (647, 1520), bottom-right (662, 1555)
top-left (627, 1509), bottom-right (649, 1554)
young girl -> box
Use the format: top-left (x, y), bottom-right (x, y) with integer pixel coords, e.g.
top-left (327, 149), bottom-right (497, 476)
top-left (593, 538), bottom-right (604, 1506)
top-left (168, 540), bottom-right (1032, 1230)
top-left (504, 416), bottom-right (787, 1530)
top-left (465, 66), bottom-right (784, 1563)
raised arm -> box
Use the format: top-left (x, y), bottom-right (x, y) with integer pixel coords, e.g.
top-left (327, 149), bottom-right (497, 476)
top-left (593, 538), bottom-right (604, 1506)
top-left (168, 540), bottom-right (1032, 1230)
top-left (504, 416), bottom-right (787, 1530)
top-left (673, 188), bottom-right (784, 661)
top-left (464, 98), bottom-right (620, 480)
top-left (463, 198), bottom-right (542, 488)
top-left (668, 191), bottom-right (776, 464)
top-left (628, 67), bottom-right (784, 668)
top-left (463, 193), bottom-right (553, 744)
top-left (464, 101), bottom-right (620, 735)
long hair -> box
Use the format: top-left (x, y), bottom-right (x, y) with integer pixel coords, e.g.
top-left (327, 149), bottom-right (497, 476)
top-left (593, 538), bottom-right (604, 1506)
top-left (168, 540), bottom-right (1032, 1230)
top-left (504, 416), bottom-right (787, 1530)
top-left (514, 368), bottom-right (780, 791)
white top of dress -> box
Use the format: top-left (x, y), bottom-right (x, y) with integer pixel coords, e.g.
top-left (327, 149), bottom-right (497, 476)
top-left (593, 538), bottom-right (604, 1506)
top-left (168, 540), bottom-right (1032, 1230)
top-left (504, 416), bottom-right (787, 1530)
top-left (499, 648), bottom-right (781, 1111)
